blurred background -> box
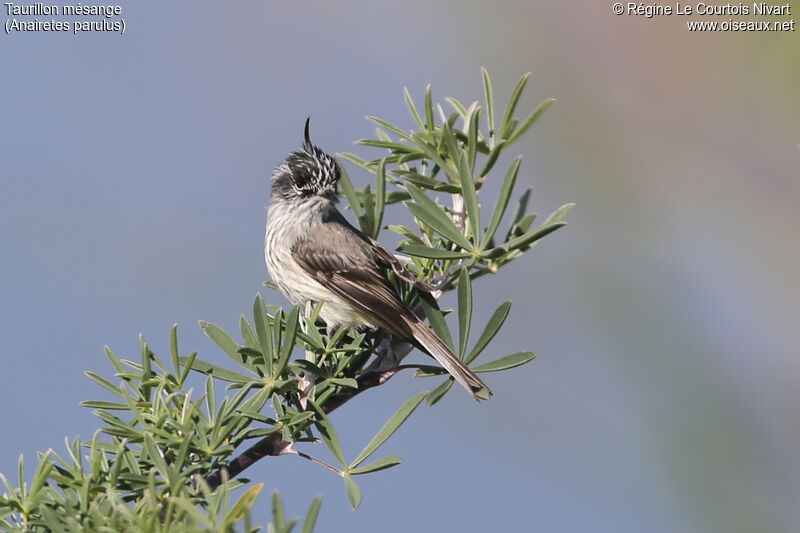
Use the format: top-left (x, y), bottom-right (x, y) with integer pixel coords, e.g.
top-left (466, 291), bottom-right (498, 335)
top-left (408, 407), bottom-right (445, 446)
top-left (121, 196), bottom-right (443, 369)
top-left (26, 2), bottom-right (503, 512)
top-left (1, 1), bottom-right (798, 531)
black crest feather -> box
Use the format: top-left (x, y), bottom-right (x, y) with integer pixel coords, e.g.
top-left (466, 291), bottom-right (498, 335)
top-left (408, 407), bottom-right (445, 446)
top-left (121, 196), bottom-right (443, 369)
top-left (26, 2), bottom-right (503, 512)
top-left (303, 117), bottom-right (313, 151)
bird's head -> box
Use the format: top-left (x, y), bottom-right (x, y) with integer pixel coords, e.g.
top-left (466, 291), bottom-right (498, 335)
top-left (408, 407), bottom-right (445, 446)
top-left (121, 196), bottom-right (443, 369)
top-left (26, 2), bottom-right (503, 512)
top-left (271, 118), bottom-right (340, 205)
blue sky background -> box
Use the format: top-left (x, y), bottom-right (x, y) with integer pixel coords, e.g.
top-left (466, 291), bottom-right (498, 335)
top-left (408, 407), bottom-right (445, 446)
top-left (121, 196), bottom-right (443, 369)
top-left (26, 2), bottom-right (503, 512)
top-left (1, 2), bottom-right (798, 531)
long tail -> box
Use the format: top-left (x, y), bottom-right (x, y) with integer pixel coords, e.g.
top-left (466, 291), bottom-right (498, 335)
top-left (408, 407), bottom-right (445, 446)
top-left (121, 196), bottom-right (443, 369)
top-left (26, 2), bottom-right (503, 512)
top-left (409, 320), bottom-right (491, 401)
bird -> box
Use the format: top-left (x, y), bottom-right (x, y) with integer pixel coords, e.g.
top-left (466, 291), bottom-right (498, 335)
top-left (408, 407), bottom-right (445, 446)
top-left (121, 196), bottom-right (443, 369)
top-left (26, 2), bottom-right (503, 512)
top-left (264, 119), bottom-right (490, 400)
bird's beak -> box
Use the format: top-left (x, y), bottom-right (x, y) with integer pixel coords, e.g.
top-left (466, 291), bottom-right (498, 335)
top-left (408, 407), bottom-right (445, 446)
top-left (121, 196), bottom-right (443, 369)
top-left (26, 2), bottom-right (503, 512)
top-left (321, 188), bottom-right (339, 203)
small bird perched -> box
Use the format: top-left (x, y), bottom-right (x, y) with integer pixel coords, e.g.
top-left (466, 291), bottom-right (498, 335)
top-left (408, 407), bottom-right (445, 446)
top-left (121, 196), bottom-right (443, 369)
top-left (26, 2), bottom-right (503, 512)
top-left (264, 119), bottom-right (490, 400)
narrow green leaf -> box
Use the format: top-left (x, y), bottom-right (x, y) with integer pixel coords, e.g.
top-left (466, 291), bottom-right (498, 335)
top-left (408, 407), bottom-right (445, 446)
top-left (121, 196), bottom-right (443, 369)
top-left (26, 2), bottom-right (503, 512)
top-left (344, 475), bottom-right (362, 510)
top-left (180, 357), bottom-right (253, 383)
top-left (205, 376), bottom-right (216, 419)
top-left (445, 96), bottom-right (468, 117)
top-left (337, 152), bottom-right (376, 175)
top-left (403, 87), bottom-right (424, 130)
top-left (405, 184), bottom-right (471, 249)
top-left (80, 400), bottom-right (129, 410)
top-left (420, 295), bottom-right (455, 353)
top-left (542, 202), bottom-right (575, 225)
top-left (424, 84), bottom-right (434, 131)
top-left (441, 122), bottom-right (461, 166)
top-left (225, 483), bottom-right (264, 525)
top-left (481, 157), bottom-right (521, 250)
top-left (366, 116), bottom-right (414, 142)
top-left (510, 213), bottom-right (537, 237)
top-left (478, 139), bottom-right (505, 178)
top-left (350, 391), bottom-right (426, 468)
top-left (457, 269), bottom-right (472, 358)
top-left (240, 316), bottom-right (259, 350)
top-left (179, 351), bottom-right (197, 386)
top-left (410, 133), bottom-right (456, 182)
top-left (104, 345), bottom-right (125, 373)
top-left (465, 301), bottom-right (512, 364)
top-left (277, 306), bottom-right (300, 376)
top-left (349, 455), bottom-right (402, 475)
top-left (170, 324), bottom-right (180, 379)
top-left (499, 222), bottom-right (566, 253)
top-left (336, 161), bottom-right (364, 218)
top-left (458, 151), bottom-right (481, 244)
top-left (374, 158), bottom-right (387, 238)
top-left (361, 183), bottom-right (375, 235)
top-left (481, 67), bottom-right (495, 143)
top-left (500, 72), bottom-right (531, 138)
top-left (467, 107), bottom-right (481, 171)
top-left (142, 433), bottom-right (168, 480)
top-left (505, 98), bottom-right (555, 146)
top-left (253, 294), bottom-right (274, 376)
top-left (472, 352), bottom-right (536, 372)
top-left (201, 321), bottom-right (244, 365)
top-left (272, 490), bottom-right (286, 529)
top-left (426, 378), bottom-right (454, 406)
top-left (302, 495), bottom-right (323, 533)
top-left (84, 371), bottom-right (123, 398)
top-left (309, 400), bottom-right (346, 468)
top-left (355, 139), bottom-right (417, 154)
top-left (397, 244), bottom-right (472, 260)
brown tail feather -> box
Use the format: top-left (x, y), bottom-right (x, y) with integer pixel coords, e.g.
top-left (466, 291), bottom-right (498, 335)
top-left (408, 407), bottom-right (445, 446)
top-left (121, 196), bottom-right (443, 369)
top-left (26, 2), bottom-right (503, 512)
top-left (409, 320), bottom-right (491, 401)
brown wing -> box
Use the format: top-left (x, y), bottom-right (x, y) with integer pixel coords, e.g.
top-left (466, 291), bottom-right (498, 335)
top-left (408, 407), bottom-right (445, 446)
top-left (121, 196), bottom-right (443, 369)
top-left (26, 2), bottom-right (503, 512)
top-left (290, 217), bottom-right (415, 339)
top-left (325, 210), bottom-right (435, 293)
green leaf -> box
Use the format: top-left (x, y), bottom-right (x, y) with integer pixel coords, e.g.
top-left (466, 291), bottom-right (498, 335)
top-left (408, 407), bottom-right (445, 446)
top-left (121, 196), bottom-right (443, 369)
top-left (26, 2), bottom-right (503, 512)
top-left (272, 490), bottom-right (287, 530)
top-left (374, 159), bottom-right (387, 238)
top-left (142, 433), bottom-right (168, 480)
top-left (495, 222), bottom-right (566, 255)
top-left (457, 269), bottom-right (472, 358)
top-left (80, 400), bottom-right (129, 410)
top-left (350, 391), bottom-right (426, 468)
top-left (201, 321), bottom-right (244, 366)
top-left (458, 151), bottom-right (481, 244)
top-left (420, 295), bottom-right (455, 353)
top-left (445, 96), bottom-right (468, 117)
top-left (336, 161), bottom-right (364, 218)
top-left (467, 107), bottom-right (481, 171)
top-left (397, 244), bottom-right (472, 260)
top-left (424, 84), bottom-right (434, 131)
top-left (302, 495), bottom-right (323, 533)
top-left (481, 67), bottom-right (495, 143)
top-left (337, 152), bottom-right (376, 175)
top-left (500, 71), bottom-right (531, 139)
top-left (403, 87), bottom-right (424, 130)
top-left (405, 184), bottom-right (471, 249)
top-left (240, 315), bottom-right (260, 350)
top-left (253, 294), bottom-right (274, 376)
top-left (477, 139), bottom-right (505, 178)
top-left (472, 352), bottom-right (536, 372)
top-left (482, 157), bottom-right (521, 250)
top-left (84, 371), bottom-right (124, 398)
top-left (344, 475), bottom-right (362, 510)
top-left (349, 455), bottom-right (402, 475)
top-left (355, 139), bottom-right (417, 154)
top-left (426, 378), bottom-right (454, 406)
top-left (505, 98), bottom-right (555, 146)
top-left (309, 400), bottom-right (346, 468)
top-left (366, 116), bottom-right (414, 142)
top-left (441, 122), bottom-right (461, 165)
top-left (225, 483), bottom-right (264, 525)
top-left (276, 306), bottom-right (300, 376)
top-left (466, 301), bottom-right (512, 364)
top-left (181, 357), bottom-right (254, 384)
top-left (170, 324), bottom-right (180, 379)
top-left (542, 202), bottom-right (575, 225)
